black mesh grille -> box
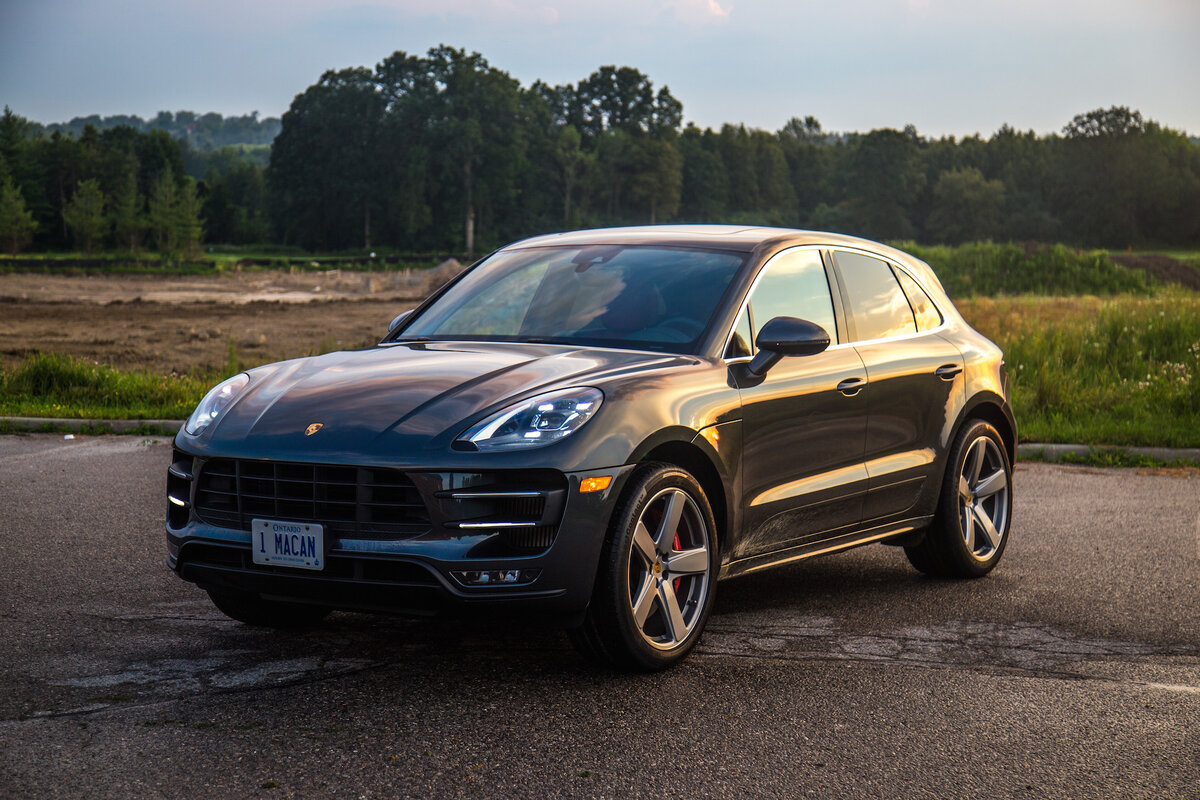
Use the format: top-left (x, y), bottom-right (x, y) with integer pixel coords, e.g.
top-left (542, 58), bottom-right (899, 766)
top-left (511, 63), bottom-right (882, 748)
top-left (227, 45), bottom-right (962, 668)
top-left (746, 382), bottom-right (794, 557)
top-left (194, 458), bottom-right (430, 539)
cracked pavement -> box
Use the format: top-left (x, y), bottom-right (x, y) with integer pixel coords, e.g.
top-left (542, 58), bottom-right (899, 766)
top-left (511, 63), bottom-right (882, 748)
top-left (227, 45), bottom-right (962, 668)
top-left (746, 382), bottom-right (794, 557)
top-left (1, 434), bottom-right (1197, 798)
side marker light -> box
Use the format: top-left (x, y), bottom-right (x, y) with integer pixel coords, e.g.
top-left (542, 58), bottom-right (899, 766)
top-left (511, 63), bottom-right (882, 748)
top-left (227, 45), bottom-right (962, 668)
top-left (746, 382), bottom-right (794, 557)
top-left (580, 476), bottom-right (612, 493)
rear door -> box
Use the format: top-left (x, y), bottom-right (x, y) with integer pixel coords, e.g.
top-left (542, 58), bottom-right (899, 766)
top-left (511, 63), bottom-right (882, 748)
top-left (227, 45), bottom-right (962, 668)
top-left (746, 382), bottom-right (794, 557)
top-left (829, 249), bottom-right (964, 523)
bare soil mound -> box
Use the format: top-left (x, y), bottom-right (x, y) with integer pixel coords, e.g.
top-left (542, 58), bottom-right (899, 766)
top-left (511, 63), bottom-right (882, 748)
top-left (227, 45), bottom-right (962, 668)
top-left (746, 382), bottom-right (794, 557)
top-left (1109, 253), bottom-right (1200, 291)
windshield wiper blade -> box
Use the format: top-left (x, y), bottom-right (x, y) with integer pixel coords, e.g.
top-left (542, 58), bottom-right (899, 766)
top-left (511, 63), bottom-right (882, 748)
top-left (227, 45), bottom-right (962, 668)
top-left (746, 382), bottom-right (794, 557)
top-left (520, 337), bottom-right (574, 345)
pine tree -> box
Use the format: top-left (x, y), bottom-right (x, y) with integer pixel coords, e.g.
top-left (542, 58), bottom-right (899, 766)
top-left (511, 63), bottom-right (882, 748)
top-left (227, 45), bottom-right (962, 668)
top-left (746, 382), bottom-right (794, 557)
top-left (0, 175), bottom-right (37, 254)
top-left (62, 178), bottom-right (108, 253)
top-left (173, 177), bottom-right (204, 258)
top-left (109, 169), bottom-right (146, 251)
top-left (147, 172), bottom-right (177, 253)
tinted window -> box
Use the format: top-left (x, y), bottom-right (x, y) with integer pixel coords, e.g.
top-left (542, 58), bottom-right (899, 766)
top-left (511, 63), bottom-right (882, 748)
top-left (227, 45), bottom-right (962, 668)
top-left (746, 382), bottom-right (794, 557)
top-left (401, 246), bottom-right (745, 353)
top-left (835, 251), bottom-right (917, 341)
top-left (747, 250), bottom-right (837, 344)
top-left (893, 268), bottom-right (943, 331)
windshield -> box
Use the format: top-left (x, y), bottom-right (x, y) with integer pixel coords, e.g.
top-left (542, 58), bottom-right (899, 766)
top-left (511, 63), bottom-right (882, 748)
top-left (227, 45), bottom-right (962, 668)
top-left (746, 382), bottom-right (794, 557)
top-left (396, 245), bottom-right (747, 353)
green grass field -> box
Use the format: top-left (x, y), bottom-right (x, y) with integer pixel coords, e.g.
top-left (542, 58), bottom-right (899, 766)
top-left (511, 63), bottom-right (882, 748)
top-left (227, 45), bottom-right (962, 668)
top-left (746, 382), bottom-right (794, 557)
top-left (957, 292), bottom-right (1200, 448)
top-left (0, 355), bottom-right (216, 420)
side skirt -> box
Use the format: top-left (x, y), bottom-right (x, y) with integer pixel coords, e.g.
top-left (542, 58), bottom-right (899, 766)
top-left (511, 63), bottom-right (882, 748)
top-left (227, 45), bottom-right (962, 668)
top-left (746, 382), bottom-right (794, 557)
top-left (718, 515), bottom-right (933, 580)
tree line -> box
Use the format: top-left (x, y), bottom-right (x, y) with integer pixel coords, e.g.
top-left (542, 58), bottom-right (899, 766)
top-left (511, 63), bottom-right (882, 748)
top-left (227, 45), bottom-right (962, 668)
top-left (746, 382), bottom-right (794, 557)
top-left (44, 111), bottom-right (281, 152)
top-left (2, 46), bottom-right (1198, 256)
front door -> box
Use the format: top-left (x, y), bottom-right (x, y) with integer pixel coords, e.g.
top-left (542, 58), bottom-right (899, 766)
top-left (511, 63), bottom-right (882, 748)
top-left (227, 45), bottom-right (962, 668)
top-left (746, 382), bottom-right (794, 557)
top-left (732, 248), bottom-right (870, 558)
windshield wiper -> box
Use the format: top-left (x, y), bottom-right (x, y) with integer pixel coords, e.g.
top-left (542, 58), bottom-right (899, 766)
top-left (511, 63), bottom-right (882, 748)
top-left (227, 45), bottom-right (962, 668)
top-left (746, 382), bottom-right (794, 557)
top-left (519, 336), bottom-right (575, 345)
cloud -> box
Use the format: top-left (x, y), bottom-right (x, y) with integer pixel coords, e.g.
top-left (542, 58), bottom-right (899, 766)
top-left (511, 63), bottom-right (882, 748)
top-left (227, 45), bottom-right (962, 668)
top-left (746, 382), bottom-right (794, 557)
top-left (665, 0), bottom-right (731, 24)
top-left (707, 0), bottom-right (731, 17)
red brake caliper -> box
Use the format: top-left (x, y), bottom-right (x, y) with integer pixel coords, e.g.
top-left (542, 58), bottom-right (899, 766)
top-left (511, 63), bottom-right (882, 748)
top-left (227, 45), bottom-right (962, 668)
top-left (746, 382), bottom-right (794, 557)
top-left (672, 532), bottom-right (682, 593)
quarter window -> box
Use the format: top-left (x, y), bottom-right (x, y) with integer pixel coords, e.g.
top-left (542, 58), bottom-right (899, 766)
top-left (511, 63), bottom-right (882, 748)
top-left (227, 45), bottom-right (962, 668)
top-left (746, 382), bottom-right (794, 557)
top-left (893, 268), bottom-right (942, 331)
top-left (726, 306), bottom-right (753, 358)
top-left (746, 249), bottom-right (837, 345)
top-left (834, 251), bottom-right (917, 341)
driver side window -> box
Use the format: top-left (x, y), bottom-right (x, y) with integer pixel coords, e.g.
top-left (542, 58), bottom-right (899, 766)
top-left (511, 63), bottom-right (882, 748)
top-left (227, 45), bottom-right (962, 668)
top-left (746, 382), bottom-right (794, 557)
top-left (740, 249), bottom-right (837, 354)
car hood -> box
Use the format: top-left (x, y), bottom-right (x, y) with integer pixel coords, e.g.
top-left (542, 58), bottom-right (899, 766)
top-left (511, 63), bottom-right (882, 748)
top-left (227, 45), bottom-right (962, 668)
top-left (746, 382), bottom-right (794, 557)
top-left (197, 341), bottom-right (685, 459)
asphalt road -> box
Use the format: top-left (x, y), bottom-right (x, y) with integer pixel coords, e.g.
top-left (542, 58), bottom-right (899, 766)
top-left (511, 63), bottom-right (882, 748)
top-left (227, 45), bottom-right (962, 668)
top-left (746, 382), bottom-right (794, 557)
top-left (1, 434), bottom-right (1197, 799)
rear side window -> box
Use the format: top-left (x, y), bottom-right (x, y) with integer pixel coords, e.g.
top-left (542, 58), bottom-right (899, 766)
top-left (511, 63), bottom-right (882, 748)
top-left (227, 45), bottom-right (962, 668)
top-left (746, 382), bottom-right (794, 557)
top-left (893, 268), bottom-right (943, 331)
top-left (747, 249), bottom-right (837, 343)
top-left (834, 251), bottom-right (917, 341)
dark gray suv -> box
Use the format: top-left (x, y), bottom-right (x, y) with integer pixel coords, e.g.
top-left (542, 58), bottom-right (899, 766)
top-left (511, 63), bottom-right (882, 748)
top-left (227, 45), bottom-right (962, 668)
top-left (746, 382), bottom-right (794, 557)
top-left (166, 226), bottom-right (1015, 670)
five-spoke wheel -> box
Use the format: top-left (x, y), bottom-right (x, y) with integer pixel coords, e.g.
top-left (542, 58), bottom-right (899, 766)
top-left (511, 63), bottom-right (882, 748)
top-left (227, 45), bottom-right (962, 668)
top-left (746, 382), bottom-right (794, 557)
top-left (905, 420), bottom-right (1013, 578)
top-left (627, 487), bottom-right (711, 650)
top-left (956, 434), bottom-right (1009, 561)
top-left (569, 464), bottom-right (717, 670)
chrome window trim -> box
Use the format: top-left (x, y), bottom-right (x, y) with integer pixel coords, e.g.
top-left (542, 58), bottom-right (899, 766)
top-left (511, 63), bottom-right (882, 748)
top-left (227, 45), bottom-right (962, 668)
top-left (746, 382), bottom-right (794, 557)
top-left (827, 245), bottom-right (949, 324)
top-left (721, 243), bottom-right (951, 364)
top-left (824, 247), bottom-right (950, 348)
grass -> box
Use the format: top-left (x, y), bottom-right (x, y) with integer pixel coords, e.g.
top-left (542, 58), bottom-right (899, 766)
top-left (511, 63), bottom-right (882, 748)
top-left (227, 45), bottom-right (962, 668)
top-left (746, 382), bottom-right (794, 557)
top-left (0, 354), bottom-right (217, 420)
top-left (956, 292), bottom-right (1200, 448)
top-left (895, 241), bottom-right (1153, 297)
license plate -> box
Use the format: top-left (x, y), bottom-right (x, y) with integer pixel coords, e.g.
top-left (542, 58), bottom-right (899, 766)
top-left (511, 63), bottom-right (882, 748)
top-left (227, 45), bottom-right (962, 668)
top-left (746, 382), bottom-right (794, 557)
top-left (251, 519), bottom-right (325, 571)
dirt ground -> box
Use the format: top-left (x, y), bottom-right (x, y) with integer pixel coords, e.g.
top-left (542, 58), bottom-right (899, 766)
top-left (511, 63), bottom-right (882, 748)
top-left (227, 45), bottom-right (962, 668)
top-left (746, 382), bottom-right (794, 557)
top-left (0, 270), bottom-right (432, 374)
top-left (1109, 252), bottom-right (1200, 291)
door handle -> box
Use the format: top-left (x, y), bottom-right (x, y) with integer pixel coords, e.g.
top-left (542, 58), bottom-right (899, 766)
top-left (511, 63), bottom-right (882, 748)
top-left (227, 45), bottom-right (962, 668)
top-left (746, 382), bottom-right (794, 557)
top-left (935, 364), bottom-right (962, 381)
top-left (836, 377), bottom-right (867, 396)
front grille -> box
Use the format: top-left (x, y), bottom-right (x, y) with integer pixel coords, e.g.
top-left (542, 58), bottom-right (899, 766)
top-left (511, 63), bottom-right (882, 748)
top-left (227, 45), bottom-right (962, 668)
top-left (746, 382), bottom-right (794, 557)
top-left (194, 458), bottom-right (430, 539)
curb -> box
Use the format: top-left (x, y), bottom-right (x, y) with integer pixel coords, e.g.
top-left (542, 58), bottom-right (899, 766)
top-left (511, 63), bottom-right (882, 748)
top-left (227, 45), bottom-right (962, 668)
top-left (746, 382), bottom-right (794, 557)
top-left (1016, 442), bottom-right (1200, 466)
top-left (2, 417), bottom-right (1198, 465)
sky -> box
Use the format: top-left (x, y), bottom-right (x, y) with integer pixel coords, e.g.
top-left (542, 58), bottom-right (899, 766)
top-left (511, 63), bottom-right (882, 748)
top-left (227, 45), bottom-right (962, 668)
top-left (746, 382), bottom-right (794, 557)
top-left (1, 0), bottom-right (1198, 138)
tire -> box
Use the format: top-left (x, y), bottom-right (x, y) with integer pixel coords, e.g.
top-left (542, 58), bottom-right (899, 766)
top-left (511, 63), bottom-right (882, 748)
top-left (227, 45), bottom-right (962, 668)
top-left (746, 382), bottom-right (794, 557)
top-left (569, 463), bottom-right (718, 671)
top-left (905, 420), bottom-right (1012, 578)
top-left (206, 589), bottom-right (331, 629)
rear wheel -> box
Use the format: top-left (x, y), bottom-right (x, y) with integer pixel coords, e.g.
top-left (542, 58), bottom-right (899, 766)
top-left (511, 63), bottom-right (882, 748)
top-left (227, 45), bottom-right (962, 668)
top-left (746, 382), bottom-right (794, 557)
top-left (206, 589), bottom-right (331, 628)
top-left (905, 420), bottom-right (1012, 578)
top-left (569, 464), bottom-right (718, 671)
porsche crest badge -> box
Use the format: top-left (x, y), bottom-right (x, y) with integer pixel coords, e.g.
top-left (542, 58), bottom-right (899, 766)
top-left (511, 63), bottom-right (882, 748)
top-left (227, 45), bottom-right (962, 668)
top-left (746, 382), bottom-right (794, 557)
top-left (305, 423), bottom-right (324, 436)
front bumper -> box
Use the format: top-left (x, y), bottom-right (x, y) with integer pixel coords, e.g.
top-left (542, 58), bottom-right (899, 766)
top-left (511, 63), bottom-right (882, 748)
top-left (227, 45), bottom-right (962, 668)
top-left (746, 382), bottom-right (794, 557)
top-left (166, 448), bottom-right (634, 620)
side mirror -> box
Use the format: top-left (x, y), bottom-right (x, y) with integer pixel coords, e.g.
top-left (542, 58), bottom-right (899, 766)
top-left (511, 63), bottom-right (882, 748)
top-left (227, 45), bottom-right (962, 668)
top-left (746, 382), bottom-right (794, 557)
top-left (388, 310), bottom-right (412, 334)
top-left (748, 316), bottom-right (831, 375)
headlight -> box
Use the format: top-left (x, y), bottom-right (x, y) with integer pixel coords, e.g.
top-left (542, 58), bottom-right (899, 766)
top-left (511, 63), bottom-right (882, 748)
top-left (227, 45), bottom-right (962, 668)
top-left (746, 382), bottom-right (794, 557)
top-left (456, 387), bottom-right (604, 451)
top-left (185, 373), bottom-right (249, 435)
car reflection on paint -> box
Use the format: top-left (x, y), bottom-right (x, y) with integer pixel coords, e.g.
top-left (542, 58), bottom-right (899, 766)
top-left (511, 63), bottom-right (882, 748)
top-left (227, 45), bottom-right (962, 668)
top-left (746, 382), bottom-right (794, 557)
top-left (166, 226), bottom-right (1015, 670)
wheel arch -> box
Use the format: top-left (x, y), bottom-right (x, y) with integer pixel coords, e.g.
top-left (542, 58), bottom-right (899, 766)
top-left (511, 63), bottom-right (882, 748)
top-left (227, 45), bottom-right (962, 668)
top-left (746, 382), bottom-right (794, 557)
top-left (638, 439), bottom-right (730, 559)
top-left (956, 393), bottom-right (1017, 465)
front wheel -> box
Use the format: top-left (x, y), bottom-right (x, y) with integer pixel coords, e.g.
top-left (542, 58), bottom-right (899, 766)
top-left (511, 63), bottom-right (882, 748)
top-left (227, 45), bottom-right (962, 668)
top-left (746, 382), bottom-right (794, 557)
top-left (569, 464), bottom-right (718, 671)
top-left (905, 420), bottom-right (1012, 578)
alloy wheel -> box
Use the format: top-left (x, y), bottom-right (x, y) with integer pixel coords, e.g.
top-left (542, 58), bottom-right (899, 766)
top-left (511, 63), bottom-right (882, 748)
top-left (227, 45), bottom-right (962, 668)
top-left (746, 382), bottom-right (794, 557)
top-left (957, 436), bottom-right (1010, 560)
top-left (627, 487), bottom-right (711, 650)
